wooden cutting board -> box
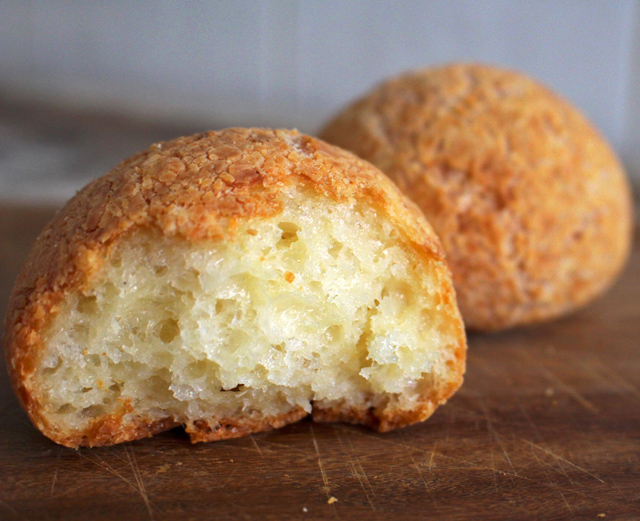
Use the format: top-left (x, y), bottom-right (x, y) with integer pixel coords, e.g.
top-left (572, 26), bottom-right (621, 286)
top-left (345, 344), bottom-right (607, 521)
top-left (1, 204), bottom-right (639, 521)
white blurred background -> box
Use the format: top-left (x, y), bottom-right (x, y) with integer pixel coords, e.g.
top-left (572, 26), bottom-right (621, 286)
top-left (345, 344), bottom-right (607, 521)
top-left (0, 1), bottom-right (639, 201)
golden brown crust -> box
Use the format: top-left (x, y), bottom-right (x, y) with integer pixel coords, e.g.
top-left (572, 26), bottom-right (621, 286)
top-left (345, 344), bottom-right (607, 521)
top-left (185, 407), bottom-right (309, 443)
top-left (321, 63), bottom-right (633, 331)
top-left (64, 417), bottom-right (182, 449)
top-left (312, 402), bottom-right (437, 433)
top-left (313, 393), bottom-right (442, 433)
top-left (3, 128), bottom-right (465, 447)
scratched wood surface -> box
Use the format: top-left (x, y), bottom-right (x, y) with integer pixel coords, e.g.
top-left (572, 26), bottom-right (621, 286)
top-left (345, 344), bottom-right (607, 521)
top-left (0, 205), bottom-right (639, 521)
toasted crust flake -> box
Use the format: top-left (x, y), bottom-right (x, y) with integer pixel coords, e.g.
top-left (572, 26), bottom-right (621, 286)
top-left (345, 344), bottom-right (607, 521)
top-left (321, 64), bottom-right (633, 331)
top-left (3, 128), bottom-right (465, 447)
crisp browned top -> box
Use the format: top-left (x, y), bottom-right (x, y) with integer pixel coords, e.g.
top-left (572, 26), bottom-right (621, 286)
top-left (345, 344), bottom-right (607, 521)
top-left (7, 128), bottom-right (443, 304)
top-left (3, 128), bottom-right (449, 438)
top-left (321, 64), bottom-right (633, 330)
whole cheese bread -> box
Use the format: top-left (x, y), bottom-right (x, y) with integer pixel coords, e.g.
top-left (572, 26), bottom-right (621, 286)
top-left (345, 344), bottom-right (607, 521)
top-left (321, 64), bottom-right (633, 331)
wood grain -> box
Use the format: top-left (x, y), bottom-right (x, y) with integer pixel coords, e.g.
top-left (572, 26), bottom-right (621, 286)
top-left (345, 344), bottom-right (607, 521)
top-left (1, 205), bottom-right (639, 521)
